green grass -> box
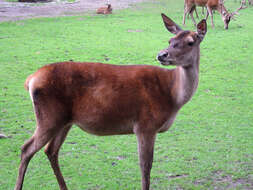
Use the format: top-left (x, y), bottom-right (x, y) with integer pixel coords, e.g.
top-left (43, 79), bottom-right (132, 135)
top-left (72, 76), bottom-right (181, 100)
top-left (0, 0), bottom-right (253, 189)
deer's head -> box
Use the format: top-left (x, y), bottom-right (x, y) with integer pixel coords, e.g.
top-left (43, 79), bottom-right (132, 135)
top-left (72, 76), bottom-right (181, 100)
top-left (157, 14), bottom-right (207, 67)
top-left (219, 0), bottom-right (231, 29)
top-left (220, 0), bottom-right (246, 30)
top-left (107, 4), bottom-right (112, 12)
top-left (222, 12), bottom-right (232, 30)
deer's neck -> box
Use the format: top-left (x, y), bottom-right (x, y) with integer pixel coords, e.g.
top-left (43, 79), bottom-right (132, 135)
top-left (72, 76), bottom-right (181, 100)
top-left (172, 51), bottom-right (200, 107)
top-left (217, 5), bottom-right (228, 15)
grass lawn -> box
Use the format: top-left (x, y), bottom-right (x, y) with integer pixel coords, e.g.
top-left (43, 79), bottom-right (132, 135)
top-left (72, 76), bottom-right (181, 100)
top-left (0, 0), bottom-right (253, 189)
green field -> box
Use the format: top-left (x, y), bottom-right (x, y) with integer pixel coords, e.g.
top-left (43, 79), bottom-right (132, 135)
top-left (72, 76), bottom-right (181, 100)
top-left (0, 0), bottom-right (253, 189)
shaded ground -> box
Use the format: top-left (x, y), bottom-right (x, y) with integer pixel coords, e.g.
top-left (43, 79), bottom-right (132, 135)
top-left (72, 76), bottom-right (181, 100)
top-left (0, 0), bottom-right (147, 22)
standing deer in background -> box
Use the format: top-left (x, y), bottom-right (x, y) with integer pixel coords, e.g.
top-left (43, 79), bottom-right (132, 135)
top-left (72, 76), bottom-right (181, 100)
top-left (96, 4), bottom-right (112, 14)
top-left (186, 6), bottom-right (204, 19)
top-left (183, 0), bottom-right (244, 29)
top-left (14, 14), bottom-right (207, 190)
top-left (242, 0), bottom-right (253, 6)
top-left (235, 0), bottom-right (253, 6)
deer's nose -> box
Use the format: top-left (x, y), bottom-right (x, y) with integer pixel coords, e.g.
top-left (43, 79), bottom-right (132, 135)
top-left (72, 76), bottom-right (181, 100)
top-left (157, 51), bottom-right (168, 61)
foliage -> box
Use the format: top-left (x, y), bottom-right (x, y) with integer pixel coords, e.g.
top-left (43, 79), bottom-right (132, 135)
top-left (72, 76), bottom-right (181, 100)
top-left (0, 0), bottom-right (253, 189)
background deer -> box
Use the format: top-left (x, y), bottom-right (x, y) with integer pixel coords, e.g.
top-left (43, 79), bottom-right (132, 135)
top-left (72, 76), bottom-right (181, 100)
top-left (236, 0), bottom-right (253, 6)
top-left (14, 14), bottom-right (207, 190)
top-left (96, 4), bottom-right (112, 14)
top-left (186, 5), bottom-right (206, 19)
top-left (183, 0), bottom-right (244, 29)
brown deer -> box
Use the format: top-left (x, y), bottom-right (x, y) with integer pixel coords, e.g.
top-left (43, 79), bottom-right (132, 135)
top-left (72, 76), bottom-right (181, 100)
top-left (14, 14), bottom-right (207, 190)
top-left (242, 0), bottom-right (253, 6)
top-left (96, 4), bottom-right (112, 14)
top-left (186, 3), bottom-right (206, 19)
top-left (236, 0), bottom-right (253, 6)
top-left (183, 0), bottom-right (244, 29)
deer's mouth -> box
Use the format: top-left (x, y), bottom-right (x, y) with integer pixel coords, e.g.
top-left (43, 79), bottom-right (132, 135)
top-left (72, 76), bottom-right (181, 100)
top-left (160, 60), bottom-right (175, 66)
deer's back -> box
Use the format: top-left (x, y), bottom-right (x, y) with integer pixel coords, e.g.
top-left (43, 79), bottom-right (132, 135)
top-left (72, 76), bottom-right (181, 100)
top-left (186, 0), bottom-right (218, 7)
top-left (26, 62), bottom-right (176, 135)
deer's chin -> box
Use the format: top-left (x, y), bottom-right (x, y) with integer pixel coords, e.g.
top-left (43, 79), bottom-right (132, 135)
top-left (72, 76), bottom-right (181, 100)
top-left (160, 60), bottom-right (175, 66)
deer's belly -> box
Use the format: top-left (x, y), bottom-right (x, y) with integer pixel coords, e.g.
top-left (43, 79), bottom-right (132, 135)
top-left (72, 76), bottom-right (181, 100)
top-left (75, 120), bottom-right (135, 136)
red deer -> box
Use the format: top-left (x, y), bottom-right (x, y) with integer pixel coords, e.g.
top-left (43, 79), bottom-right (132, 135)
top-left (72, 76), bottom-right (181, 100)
top-left (96, 4), bottom-right (112, 14)
top-left (183, 0), bottom-right (244, 29)
top-left (186, 5), bottom-right (206, 19)
top-left (243, 0), bottom-right (253, 6)
top-left (0, 134), bottom-right (7, 138)
top-left (236, 0), bottom-right (252, 6)
top-left (14, 14), bottom-right (207, 190)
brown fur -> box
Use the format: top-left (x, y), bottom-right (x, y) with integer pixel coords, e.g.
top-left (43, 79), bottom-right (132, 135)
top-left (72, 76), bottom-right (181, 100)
top-left (183, 0), bottom-right (234, 29)
top-left (96, 4), bottom-right (112, 14)
top-left (14, 14), bottom-right (207, 190)
top-left (26, 62), bottom-right (176, 135)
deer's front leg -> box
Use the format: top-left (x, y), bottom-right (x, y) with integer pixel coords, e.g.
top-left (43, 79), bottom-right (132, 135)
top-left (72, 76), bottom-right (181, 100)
top-left (190, 11), bottom-right (197, 26)
top-left (207, 6), bottom-right (214, 28)
top-left (136, 130), bottom-right (156, 190)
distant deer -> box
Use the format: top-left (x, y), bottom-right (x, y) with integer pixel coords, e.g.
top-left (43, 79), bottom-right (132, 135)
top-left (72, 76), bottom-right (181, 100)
top-left (183, 0), bottom-right (245, 29)
top-left (235, 0), bottom-right (252, 5)
top-left (186, 4), bottom-right (206, 19)
top-left (96, 4), bottom-right (112, 14)
top-left (14, 14), bottom-right (207, 190)
top-left (0, 134), bottom-right (7, 138)
top-left (241, 0), bottom-right (253, 6)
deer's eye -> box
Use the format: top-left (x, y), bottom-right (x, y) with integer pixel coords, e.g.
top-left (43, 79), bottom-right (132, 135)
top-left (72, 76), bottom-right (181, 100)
top-left (188, 41), bottom-right (194, 46)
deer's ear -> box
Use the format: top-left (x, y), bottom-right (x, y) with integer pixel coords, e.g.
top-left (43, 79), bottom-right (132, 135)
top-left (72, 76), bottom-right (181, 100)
top-left (196, 19), bottom-right (207, 41)
top-left (161, 13), bottom-right (182, 35)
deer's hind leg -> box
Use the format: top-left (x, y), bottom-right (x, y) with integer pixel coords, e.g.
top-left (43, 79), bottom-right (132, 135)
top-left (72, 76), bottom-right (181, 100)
top-left (194, 7), bottom-right (199, 19)
top-left (14, 125), bottom-right (59, 190)
top-left (183, 5), bottom-right (191, 25)
top-left (183, 5), bottom-right (196, 26)
top-left (44, 125), bottom-right (72, 190)
top-left (15, 88), bottom-right (72, 190)
top-left (189, 5), bottom-right (197, 26)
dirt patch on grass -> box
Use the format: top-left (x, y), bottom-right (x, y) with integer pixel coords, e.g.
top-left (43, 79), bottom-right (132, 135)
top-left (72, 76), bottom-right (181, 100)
top-left (194, 170), bottom-right (253, 190)
top-left (0, 0), bottom-right (148, 22)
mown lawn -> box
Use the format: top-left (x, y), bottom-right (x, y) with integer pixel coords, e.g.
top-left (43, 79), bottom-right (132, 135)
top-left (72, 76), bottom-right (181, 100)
top-left (0, 0), bottom-right (253, 189)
